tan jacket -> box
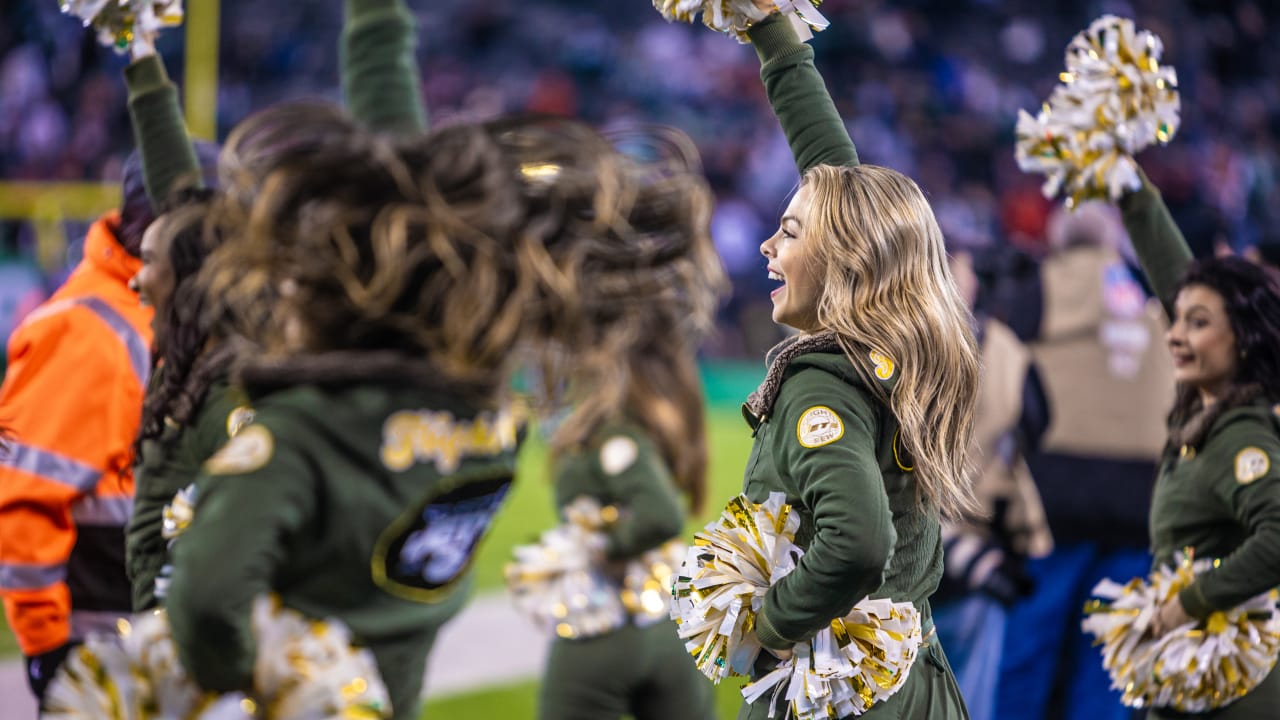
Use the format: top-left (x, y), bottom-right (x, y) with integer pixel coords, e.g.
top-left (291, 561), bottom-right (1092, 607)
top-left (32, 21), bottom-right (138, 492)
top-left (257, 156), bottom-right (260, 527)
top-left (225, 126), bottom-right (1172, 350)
top-left (1031, 245), bottom-right (1174, 460)
top-left (948, 319), bottom-right (1052, 559)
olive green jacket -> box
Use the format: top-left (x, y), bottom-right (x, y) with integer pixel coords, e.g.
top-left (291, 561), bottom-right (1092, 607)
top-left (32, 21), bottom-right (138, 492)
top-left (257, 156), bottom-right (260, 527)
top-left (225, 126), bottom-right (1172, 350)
top-left (741, 334), bottom-right (939, 651)
top-left (553, 422), bottom-right (684, 561)
top-left (1150, 400), bottom-right (1280, 619)
top-left (126, 374), bottom-right (249, 610)
top-left (168, 378), bottom-right (520, 720)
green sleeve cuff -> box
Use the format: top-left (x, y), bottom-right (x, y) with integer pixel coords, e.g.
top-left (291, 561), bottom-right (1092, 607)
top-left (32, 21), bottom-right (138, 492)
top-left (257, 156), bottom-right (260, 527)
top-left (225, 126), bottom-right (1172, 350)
top-left (1178, 581), bottom-right (1216, 621)
top-left (341, 0), bottom-right (427, 135)
top-left (755, 602), bottom-right (797, 651)
top-left (124, 54), bottom-right (170, 98)
top-left (125, 54), bottom-right (201, 207)
top-left (1118, 169), bottom-right (1162, 223)
top-left (1117, 167), bottom-right (1193, 306)
top-left (748, 13), bottom-right (809, 66)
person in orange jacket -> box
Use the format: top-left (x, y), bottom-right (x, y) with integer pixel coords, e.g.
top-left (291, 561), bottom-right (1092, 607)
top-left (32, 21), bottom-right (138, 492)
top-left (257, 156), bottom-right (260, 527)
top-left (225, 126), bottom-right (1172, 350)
top-left (0, 155), bottom-right (155, 706)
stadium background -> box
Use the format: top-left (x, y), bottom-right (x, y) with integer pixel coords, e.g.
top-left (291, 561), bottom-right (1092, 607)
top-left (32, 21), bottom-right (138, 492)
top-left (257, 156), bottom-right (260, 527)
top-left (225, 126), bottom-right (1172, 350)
top-left (2, 0), bottom-right (1279, 716)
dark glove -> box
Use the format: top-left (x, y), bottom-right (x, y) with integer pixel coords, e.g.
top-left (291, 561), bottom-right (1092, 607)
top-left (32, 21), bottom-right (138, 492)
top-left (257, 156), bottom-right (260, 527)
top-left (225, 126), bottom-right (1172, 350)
top-left (977, 554), bottom-right (1036, 607)
top-left (26, 642), bottom-right (77, 705)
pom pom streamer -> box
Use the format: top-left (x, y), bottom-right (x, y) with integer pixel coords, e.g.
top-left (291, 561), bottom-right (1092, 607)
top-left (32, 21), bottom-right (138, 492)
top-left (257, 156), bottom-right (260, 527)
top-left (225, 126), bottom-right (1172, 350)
top-left (653, 0), bottom-right (828, 44)
top-left (670, 493), bottom-right (921, 717)
top-left (1082, 552), bottom-right (1280, 712)
top-left (624, 539), bottom-right (687, 627)
top-left (154, 484), bottom-right (197, 601)
top-left (1015, 15), bottom-right (1180, 207)
top-left (43, 597), bottom-right (392, 720)
top-left (741, 598), bottom-right (922, 719)
top-left (505, 497), bottom-right (624, 639)
top-left (507, 496), bottom-right (694, 638)
top-left (58, 0), bottom-right (184, 53)
top-left (670, 493), bottom-right (802, 682)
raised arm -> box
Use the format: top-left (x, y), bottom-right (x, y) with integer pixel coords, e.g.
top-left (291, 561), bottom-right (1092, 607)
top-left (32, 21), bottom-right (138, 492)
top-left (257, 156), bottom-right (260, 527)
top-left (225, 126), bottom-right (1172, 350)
top-left (1118, 168), bottom-right (1194, 311)
top-left (341, 0), bottom-right (427, 135)
top-left (124, 39), bottom-right (201, 205)
top-left (746, 12), bottom-right (857, 173)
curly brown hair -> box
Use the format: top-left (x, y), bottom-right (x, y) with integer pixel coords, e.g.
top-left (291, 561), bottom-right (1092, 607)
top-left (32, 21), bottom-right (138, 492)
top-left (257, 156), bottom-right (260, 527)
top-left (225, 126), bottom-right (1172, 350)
top-left (201, 103), bottom-right (531, 398)
top-left (498, 121), bottom-right (726, 510)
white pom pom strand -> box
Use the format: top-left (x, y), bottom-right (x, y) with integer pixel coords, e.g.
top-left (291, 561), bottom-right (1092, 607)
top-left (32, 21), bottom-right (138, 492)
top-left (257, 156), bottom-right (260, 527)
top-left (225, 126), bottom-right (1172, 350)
top-left (1015, 15), bottom-right (1180, 207)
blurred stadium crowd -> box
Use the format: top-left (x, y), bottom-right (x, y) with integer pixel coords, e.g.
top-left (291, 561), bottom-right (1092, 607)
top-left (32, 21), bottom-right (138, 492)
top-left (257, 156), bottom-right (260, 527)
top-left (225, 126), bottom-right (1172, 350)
top-left (1, 0), bottom-right (1278, 356)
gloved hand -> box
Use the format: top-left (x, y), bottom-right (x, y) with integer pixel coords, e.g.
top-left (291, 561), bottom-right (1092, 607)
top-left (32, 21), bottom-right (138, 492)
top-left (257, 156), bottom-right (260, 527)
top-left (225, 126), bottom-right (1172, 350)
top-left (976, 553), bottom-right (1036, 606)
top-left (26, 642), bottom-right (77, 706)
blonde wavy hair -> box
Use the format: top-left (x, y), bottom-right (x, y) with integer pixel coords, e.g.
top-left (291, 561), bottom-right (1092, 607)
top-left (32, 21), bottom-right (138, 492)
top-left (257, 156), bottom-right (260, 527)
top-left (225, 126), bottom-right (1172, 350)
top-left (801, 164), bottom-right (980, 518)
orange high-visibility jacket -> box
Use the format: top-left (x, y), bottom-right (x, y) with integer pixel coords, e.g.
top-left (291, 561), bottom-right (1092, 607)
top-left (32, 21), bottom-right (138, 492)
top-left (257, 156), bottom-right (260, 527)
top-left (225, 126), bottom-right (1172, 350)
top-left (0, 213), bottom-right (153, 656)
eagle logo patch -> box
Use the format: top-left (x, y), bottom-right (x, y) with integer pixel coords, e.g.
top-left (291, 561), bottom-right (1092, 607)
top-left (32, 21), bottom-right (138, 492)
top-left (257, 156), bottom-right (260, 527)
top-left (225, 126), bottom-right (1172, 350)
top-left (797, 406), bottom-right (844, 448)
top-left (1235, 447), bottom-right (1271, 485)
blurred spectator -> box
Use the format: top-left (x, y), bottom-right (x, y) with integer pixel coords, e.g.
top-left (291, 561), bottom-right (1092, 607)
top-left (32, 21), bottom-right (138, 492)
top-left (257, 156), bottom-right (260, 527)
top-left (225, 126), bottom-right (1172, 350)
top-left (997, 203), bottom-right (1176, 720)
top-left (0, 152), bottom-right (153, 708)
top-left (933, 247), bottom-right (1053, 720)
top-left (2, 0), bottom-right (1280, 357)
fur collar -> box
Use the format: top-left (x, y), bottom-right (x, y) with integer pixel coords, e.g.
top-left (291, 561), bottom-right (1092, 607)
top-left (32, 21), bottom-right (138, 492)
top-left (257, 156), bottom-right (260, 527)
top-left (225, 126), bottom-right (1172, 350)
top-left (745, 331), bottom-right (843, 419)
top-left (1168, 383), bottom-right (1264, 450)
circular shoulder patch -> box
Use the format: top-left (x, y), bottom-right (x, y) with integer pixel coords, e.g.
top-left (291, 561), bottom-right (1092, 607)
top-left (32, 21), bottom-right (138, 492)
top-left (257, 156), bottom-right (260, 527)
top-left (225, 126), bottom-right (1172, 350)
top-left (205, 424), bottom-right (274, 476)
top-left (1234, 447), bottom-right (1271, 485)
top-left (797, 406), bottom-right (845, 448)
top-left (869, 350), bottom-right (895, 380)
top-left (600, 436), bottom-right (639, 476)
top-left (225, 405), bottom-right (256, 438)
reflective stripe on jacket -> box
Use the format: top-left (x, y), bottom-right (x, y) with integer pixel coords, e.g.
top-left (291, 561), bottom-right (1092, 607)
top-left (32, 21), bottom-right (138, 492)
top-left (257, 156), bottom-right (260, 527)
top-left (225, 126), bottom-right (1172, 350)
top-left (0, 212), bottom-right (152, 655)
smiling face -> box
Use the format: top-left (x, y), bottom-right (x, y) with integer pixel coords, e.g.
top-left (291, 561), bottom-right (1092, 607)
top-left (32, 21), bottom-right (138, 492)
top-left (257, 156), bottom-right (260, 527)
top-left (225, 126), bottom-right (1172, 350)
top-left (760, 184), bottom-right (823, 333)
top-left (132, 216), bottom-right (176, 317)
top-left (1167, 284), bottom-right (1238, 403)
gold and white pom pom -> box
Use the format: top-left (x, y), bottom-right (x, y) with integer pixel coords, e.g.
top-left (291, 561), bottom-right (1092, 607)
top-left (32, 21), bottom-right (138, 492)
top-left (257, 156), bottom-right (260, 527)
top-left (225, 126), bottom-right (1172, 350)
top-left (741, 598), bottom-right (923, 719)
top-left (44, 599), bottom-right (391, 720)
top-left (58, 0), bottom-right (184, 53)
top-left (505, 496), bottom-right (626, 639)
top-left (250, 597), bottom-right (392, 719)
top-left (1015, 15), bottom-right (1179, 207)
top-left (1082, 552), bottom-right (1280, 712)
top-left (162, 484), bottom-right (198, 540)
top-left (670, 492), bottom-right (803, 682)
top-left (653, 0), bottom-right (828, 43)
top-left (624, 538), bottom-right (687, 626)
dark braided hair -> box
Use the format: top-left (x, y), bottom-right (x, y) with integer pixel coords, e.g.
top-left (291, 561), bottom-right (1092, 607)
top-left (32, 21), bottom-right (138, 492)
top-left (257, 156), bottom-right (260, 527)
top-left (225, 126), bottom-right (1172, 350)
top-left (136, 188), bottom-right (226, 451)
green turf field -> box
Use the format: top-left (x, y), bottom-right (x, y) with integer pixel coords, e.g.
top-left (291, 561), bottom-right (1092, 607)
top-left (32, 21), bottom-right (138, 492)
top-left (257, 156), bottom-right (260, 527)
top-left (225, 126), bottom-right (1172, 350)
top-left (422, 676), bottom-right (752, 719)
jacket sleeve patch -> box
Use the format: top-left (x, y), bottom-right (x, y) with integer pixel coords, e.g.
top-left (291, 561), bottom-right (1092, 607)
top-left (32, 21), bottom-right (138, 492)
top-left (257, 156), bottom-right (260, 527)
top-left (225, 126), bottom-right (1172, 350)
top-left (1234, 447), bottom-right (1271, 485)
top-left (205, 424), bottom-right (274, 475)
top-left (869, 350), bottom-right (896, 380)
top-left (599, 436), bottom-right (639, 476)
top-left (796, 406), bottom-right (845, 448)
top-left (225, 406), bottom-right (256, 439)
